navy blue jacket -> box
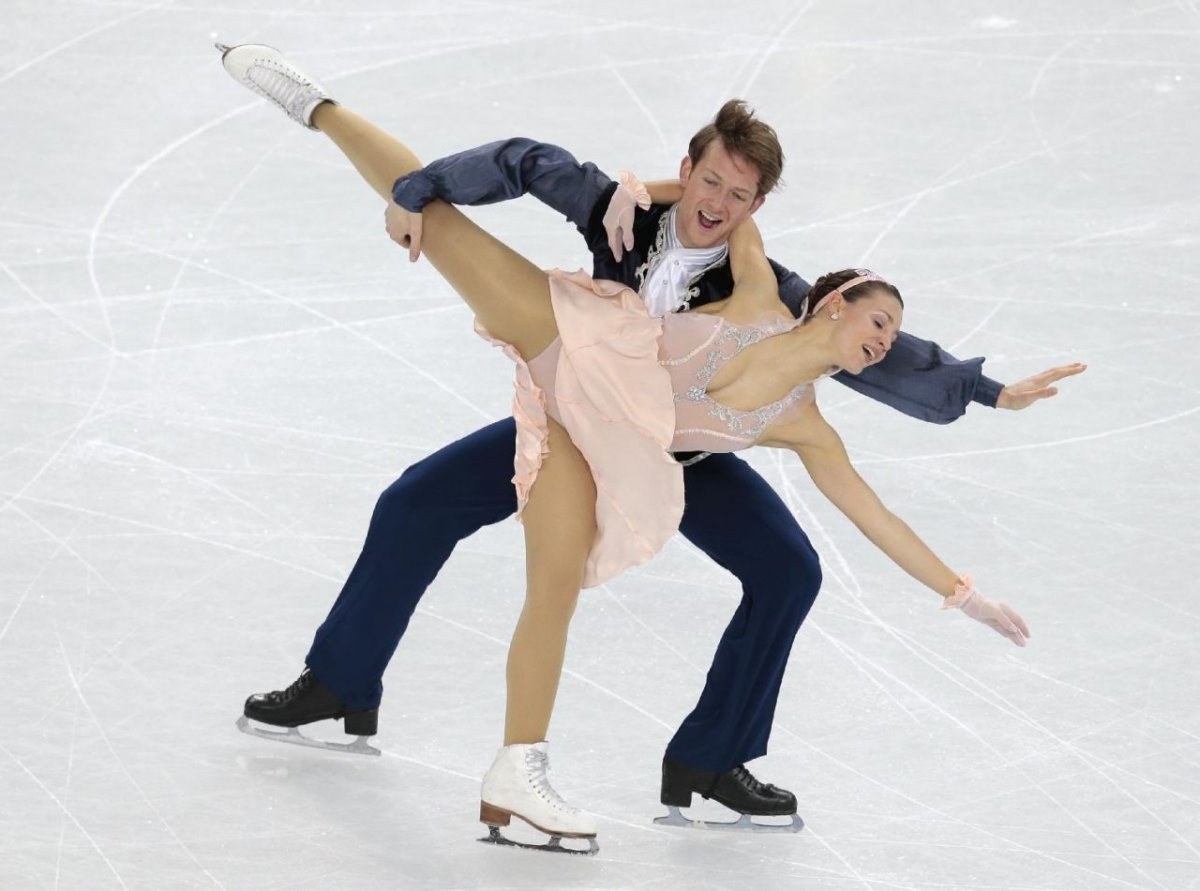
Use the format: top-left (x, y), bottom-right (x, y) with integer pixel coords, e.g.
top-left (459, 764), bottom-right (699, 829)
top-left (394, 139), bottom-right (1002, 423)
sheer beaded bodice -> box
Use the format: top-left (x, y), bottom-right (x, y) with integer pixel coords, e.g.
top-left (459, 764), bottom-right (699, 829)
top-left (658, 311), bottom-right (817, 454)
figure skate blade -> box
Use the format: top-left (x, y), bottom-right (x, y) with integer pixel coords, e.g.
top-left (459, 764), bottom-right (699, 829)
top-left (235, 715), bottom-right (380, 756)
top-left (654, 805), bottom-right (803, 833)
top-left (478, 824), bottom-right (599, 856)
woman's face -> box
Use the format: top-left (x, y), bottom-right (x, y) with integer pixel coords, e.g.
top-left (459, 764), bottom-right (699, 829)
top-left (830, 289), bottom-right (903, 373)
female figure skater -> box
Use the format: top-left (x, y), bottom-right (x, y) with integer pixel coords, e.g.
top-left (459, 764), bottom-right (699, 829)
top-left (217, 44), bottom-right (1031, 851)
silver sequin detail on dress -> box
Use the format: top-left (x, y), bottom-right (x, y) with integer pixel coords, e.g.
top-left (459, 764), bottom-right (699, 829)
top-left (668, 318), bottom-right (810, 442)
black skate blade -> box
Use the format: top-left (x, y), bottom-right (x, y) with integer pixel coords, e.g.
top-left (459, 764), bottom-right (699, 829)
top-left (478, 825), bottom-right (598, 856)
top-left (654, 805), bottom-right (803, 833)
top-left (235, 715), bottom-right (381, 756)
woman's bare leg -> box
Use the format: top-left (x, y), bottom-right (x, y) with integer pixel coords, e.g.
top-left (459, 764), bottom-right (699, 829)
top-left (311, 103), bottom-right (558, 358)
top-left (310, 104), bottom-right (594, 742)
top-left (222, 49), bottom-right (597, 766)
top-left (504, 420), bottom-right (595, 745)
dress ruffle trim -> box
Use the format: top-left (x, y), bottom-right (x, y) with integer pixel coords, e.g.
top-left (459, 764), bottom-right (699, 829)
top-left (472, 319), bottom-right (550, 516)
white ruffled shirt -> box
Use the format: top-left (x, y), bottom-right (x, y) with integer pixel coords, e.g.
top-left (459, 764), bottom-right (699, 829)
top-left (639, 206), bottom-right (729, 319)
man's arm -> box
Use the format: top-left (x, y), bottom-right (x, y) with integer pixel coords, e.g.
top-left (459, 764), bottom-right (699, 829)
top-left (834, 334), bottom-right (1001, 424)
top-left (835, 340), bottom-right (1084, 423)
top-left (391, 138), bottom-right (612, 234)
top-left (772, 269), bottom-right (1004, 423)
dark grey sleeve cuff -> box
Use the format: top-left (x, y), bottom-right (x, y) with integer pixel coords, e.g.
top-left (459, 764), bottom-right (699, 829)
top-left (974, 374), bottom-right (1004, 408)
top-left (392, 170), bottom-right (438, 212)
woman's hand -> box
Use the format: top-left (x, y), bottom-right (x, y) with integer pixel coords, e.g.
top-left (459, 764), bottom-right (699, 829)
top-left (778, 406), bottom-right (1032, 648)
top-left (601, 172), bottom-right (651, 260)
top-left (943, 577), bottom-right (1030, 647)
top-left (385, 201), bottom-right (424, 262)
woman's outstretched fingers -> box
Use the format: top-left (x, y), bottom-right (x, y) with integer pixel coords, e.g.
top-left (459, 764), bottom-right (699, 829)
top-left (946, 582), bottom-right (1030, 647)
top-left (1004, 604), bottom-right (1031, 639)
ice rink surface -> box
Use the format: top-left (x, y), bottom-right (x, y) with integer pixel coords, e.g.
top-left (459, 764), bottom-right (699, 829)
top-left (2, 1), bottom-right (1199, 888)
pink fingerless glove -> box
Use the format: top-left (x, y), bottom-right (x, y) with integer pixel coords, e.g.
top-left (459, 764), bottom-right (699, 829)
top-left (601, 171), bottom-right (651, 260)
top-left (942, 576), bottom-right (1031, 647)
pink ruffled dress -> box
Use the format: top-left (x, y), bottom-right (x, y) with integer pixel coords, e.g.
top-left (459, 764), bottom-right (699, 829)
top-left (479, 269), bottom-right (817, 587)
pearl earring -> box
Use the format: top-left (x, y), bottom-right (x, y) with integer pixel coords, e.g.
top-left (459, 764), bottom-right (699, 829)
top-left (831, 311), bottom-right (840, 320)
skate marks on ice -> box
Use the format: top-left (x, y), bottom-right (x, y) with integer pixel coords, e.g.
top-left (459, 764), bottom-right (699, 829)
top-left (235, 716), bottom-right (382, 757)
top-left (478, 802), bottom-right (600, 856)
top-left (654, 805), bottom-right (804, 834)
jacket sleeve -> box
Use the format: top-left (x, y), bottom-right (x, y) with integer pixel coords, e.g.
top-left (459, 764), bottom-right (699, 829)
top-left (832, 332), bottom-right (1003, 424)
top-left (767, 260), bottom-right (1003, 421)
top-left (770, 258), bottom-right (811, 319)
top-left (392, 138), bottom-right (613, 232)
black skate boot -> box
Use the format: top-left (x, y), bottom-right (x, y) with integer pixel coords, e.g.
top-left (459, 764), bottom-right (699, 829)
top-left (236, 669), bottom-right (381, 756)
top-left (655, 756), bottom-right (803, 832)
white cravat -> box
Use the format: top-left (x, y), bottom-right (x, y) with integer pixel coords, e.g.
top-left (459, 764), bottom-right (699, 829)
top-left (640, 206), bottom-right (728, 318)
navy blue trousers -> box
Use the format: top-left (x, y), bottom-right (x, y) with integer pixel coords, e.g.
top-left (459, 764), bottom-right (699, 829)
top-left (306, 418), bottom-right (822, 773)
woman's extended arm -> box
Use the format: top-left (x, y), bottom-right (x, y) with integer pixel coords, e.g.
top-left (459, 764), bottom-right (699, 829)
top-left (725, 218), bottom-right (789, 319)
top-left (770, 403), bottom-right (959, 596)
top-left (763, 403), bottom-right (1029, 644)
top-left (642, 178), bottom-right (683, 205)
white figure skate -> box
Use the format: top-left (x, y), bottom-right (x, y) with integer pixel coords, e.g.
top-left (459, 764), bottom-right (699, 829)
top-left (214, 42), bottom-right (335, 129)
top-left (479, 742), bottom-right (599, 855)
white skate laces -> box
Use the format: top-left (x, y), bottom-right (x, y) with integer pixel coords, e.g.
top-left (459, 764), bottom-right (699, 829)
top-left (525, 746), bottom-right (579, 814)
top-left (217, 43), bottom-right (334, 129)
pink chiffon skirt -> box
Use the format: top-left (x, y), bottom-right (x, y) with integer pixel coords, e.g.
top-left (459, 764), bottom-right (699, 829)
top-left (476, 269), bottom-right (684, 587)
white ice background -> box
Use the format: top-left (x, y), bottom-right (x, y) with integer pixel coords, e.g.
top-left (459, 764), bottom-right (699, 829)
top-left (1, 1), bottom-right (1198, 889)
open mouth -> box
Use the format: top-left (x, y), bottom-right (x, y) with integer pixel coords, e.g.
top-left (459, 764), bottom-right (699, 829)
top-left (862, 345), bottom-right (877, 363)
top-left (697, 210), bottom-right (722, 231)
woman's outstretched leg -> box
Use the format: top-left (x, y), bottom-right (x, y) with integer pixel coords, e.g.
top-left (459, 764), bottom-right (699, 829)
top-left (311, 103), bottom-right (421, 202)
top-left (219, 44), bottom-right (558, 359)
top-left (221, 44), bottom-right (599, 841)
top-left (304, 101), bottom-right (595, 740)
top-left (311, 102), bottom-right (557, 357)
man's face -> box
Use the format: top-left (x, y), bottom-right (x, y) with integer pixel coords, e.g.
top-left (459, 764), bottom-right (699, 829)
top-left (675, 140), bottom-right (766, 249)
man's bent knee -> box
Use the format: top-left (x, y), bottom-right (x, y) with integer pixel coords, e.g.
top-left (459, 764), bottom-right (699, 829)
top-left (756, 536), bottom-right (822, 619)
